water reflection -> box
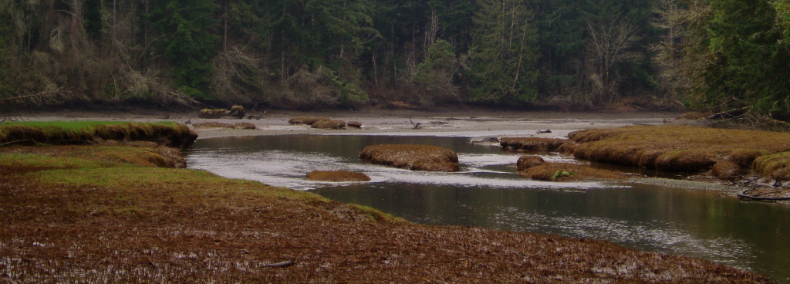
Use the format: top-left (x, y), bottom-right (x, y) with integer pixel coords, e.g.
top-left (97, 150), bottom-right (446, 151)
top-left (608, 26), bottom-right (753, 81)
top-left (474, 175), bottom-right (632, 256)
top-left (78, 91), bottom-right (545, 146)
top-left (187, 135), bottom-right (790, 282)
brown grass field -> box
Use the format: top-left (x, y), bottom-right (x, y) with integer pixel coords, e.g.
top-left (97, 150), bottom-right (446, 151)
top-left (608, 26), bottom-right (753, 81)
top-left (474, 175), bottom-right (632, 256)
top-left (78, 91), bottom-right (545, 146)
top-left (360, 144), bottom-right (460, 172)
top-left (306, 170), bottom-right (371, 182)
top-left (0, 144), bottom-right (775, 283)
top-left (567, 125), bottom-right (790, 178)
top-left (521, 163), bottom-right (631, 182)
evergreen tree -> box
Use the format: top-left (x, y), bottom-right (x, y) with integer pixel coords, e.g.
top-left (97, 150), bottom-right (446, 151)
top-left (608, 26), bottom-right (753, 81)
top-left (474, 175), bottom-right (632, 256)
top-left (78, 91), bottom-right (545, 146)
top-left (469, 0), bottom-right (539, 105)
top-left (150, 0), bottom-right (219, 99)
top-left (703, 0), bottom-right (789, 113)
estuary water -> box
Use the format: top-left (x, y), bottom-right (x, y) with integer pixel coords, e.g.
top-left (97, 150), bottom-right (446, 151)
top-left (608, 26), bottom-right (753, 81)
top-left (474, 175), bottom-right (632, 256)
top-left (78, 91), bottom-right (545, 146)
top-left (186, 134), bottom-right (790, 282)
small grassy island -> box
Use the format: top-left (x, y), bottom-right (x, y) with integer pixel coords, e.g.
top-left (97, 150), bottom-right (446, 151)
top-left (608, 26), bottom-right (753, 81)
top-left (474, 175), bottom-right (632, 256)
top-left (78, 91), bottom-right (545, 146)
top-left (0, 121), bottom-right (776, 282)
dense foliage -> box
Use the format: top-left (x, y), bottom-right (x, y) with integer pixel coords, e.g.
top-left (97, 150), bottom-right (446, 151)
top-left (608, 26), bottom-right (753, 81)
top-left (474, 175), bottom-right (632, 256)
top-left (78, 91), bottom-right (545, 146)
top-left (0, 0), bottom-right (787, 115)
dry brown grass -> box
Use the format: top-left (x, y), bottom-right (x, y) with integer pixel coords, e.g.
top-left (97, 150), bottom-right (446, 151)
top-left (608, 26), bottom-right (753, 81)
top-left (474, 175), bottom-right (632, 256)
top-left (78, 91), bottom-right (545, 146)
top-left (517, 155), bottom-right (545, 171)
top-left (347, 121), bottom-right (363, 128)
top-left (0, 145), bottom-right (774, 283)
top-left (522, 162), bottom-right (630, 182)
top-left (306, 170), bottom-right (371, 182)
top-left (754, 152), bottom-right (790, 181)
top-left (311, 118), bottom-right (346, 130)
top-left (711, 161), bottom-right (742, 179)
top-left (198, 108), bottom-right (230, 118)
top-left (570, 125), bottom-right (790, 176)
top-left (288, 117), bottom-right (322, 125)
top-left (501, 137), bottom-right (569, 152)
top-left (360, 144), bottom-right (460, 172)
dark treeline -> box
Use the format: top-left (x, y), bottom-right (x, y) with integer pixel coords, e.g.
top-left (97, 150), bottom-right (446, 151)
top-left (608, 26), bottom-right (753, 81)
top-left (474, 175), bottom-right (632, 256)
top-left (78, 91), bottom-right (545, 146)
top-left (0, 0), bottom-right (789, 116)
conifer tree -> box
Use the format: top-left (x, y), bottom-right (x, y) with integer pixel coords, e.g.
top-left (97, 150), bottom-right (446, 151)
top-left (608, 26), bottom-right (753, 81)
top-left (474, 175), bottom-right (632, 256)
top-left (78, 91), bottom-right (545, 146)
top-left (470, 0), bottom-right (539, 105)
top-left (150, 0), bottom-right (219, 99)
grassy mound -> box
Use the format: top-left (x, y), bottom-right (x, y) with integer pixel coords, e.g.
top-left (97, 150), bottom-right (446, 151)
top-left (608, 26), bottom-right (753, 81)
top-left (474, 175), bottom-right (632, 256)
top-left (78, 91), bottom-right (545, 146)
top-left (501, 137), bottom-right (569, 152)
top-left (306, 170), bottom-right (371, 182)
top-left (569, 125), bottom-right (790, 176)
top-left (360, 144), bottom-right (460, 172)
top-left (347, 121), bottom-right (363, 128)
top-left (311, 118), bottom-right (346, 129)
top-left (521, 162), bottom-right (629, 182)
top-left (754, 152), bottom-right (790, 181)
top-left (516, 155), bottom-right (545, 171)
top-left (288, 117), bottom-right (322, 125)
top-left (711, 161), bottom-right (742, 179)
top-left (0, 121), bottom-right (197, 149)
top-left (0, 145), bottom-right (772, 282)
top-left (198, 108), bottom-right (229, 118)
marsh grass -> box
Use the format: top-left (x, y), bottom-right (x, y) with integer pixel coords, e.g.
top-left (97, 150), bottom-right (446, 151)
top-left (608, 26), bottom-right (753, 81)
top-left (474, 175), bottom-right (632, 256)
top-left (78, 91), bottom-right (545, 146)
top-left (754, 152), bottom-right (790, 180)
top-left (0, 145), bottom-right (773, 282)
top-left (522, 162), bottom-right (629, 181)
top-left (359, 144), bottom-right (460, 172)
top-left (569, 125), bottom-right (790, 177)
top-left (306, 170), bottom-right (371, 182)
top-left (288, 117), bottom-right (322, 125)
top-left (501, 138), bottom-right (569, 152)
top-left (0, 121), bottom-right (196, 149)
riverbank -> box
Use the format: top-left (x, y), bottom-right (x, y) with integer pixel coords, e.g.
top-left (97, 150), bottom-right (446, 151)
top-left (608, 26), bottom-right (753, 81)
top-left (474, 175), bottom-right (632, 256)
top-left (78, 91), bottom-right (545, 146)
top-left (13, 109), bottom-right (783, 201)
top-left (0, 143), bottom-right (774, 282)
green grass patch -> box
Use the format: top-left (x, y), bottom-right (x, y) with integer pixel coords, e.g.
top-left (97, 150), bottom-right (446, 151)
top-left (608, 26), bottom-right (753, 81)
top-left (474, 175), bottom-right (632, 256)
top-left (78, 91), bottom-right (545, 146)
top-left (0, 153), bottom-right (105, 169)
top-left (0, 121), bottom-right (195, 149)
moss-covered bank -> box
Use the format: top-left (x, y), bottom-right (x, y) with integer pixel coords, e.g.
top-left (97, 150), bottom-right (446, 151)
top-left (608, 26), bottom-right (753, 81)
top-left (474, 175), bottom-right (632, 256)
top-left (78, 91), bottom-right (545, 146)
top-left (0, 121), bottom-right (197, 149)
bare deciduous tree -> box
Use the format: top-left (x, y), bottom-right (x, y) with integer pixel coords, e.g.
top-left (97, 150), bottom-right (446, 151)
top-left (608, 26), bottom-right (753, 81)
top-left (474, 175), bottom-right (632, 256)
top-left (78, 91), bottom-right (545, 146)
top-left (585, 19), bottom-right (641, 103)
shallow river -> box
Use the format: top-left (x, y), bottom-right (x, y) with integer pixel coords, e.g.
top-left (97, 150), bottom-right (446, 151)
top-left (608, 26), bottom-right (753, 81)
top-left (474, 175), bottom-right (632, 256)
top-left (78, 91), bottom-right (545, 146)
top-left (187, 134), bottom-right (790, 282)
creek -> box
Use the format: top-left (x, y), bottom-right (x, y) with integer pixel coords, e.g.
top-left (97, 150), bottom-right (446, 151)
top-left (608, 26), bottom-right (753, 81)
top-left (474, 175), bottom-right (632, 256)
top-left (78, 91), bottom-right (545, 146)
top-left (186, 134), bottom-right (790, 282)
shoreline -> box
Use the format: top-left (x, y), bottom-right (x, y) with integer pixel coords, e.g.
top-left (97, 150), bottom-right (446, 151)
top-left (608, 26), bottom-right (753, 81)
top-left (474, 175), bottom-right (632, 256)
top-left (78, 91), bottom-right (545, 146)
top-left (15, 109), bottom-right (782, 203)
top-left (0, 117), bottom-right (783, 282)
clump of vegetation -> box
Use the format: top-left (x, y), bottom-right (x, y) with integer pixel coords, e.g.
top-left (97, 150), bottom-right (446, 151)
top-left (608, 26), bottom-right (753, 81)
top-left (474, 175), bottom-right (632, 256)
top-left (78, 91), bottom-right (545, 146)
top-left (569, 126), bottom-right (790, 177)
top-left (754, 152), bottom-right (790, 181)
top-left (289, 117), bottom-right (323, 125)
top-left (516, 155), bottom-right (545, 171)
top-left (360, 144), bottom-right (459, 172)
top-left (347, 121), bottom-right (363, 128)
top-left (193, 122), bottom-right (256, 130)
top-left (288, 117), bottom-right (346, 129)
top-left (306, 170), bottom-right (371, 182)
top-left (501, 138), bottom-right (569, 152)
top-left (0, 122), bottom-right (197, 149)
top-left (521, 162), bottom-right (629, 182)
top-left (228, 105), bottom-right (245, 119)
top-left (711, 161), bottom-right (742, 179)
top-left (311, 119), bottom-right (346, 130)
top-left (198, 108), bottom-right (230, 119)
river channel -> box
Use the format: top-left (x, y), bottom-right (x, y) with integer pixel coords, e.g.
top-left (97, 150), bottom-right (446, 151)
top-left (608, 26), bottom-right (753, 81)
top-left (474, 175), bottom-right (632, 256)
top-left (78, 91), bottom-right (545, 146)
top-left (186, 134), bottom-right (790, 282)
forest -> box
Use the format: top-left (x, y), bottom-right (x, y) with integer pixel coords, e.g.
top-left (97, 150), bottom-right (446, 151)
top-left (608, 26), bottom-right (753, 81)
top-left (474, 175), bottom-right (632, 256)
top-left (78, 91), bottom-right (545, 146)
top-left (0, 0), bottom-right (789, 117)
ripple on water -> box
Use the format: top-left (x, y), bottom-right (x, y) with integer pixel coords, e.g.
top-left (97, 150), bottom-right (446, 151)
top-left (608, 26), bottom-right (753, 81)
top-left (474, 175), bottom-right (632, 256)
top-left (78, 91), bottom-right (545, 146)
top-left (188, 150), bottom-right (610, 191)
top-left (489, 210), bottom-right (754, 270)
